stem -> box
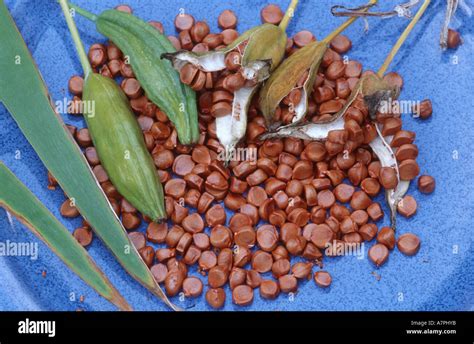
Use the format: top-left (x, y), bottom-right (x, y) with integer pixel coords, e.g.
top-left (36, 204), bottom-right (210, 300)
top-left (323, 0), bottom-right (379, 44)
top-left (377, 0), bottom-right (431, 76)
top-left (59, 0), bottom-right (92, 77)
top-left (279, 0), bottom-right (300, 31)
top-left (67, 1), bottom-right (98, 22)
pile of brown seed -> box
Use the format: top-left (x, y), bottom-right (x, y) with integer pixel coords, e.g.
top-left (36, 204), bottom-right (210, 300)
top-left (49, 4), bottom-right (436, 309)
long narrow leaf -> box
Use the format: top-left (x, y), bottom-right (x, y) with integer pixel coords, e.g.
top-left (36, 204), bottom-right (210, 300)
top-left (0, 162), bottom-right (131, 311)
top-left (0, 1), bottom-right (176, 310)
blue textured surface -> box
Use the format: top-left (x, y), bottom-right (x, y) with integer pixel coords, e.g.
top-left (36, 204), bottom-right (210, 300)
top-left (0, 0), bottom-right (473, 311)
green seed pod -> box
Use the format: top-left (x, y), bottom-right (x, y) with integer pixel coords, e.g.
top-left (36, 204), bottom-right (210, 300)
top-left (71, 5), bottom-right (199, 145)
top-left (83, 74), bottom-right (166, 221)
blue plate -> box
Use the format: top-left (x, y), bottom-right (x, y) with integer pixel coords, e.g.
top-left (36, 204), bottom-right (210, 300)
top-left (1, 0), bottom-right (473, 311)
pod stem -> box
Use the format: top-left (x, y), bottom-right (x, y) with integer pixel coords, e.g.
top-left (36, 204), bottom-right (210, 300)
top-left (322, 0), bottom-right (379, 44)
top-left (67, 1), bottom-right (98, 22)
top-left (279, 0), bottom-right (300, 31)
top-left (59, 0), bottom-right (93, 77)
top-left (377, 0), bottom-right (431, 77)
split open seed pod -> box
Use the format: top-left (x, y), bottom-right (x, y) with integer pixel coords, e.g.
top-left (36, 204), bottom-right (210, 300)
top-left (163, 0), bottom-right (299, 162)
top-left (260, 0), bottom-right (379, 130)
top-left (262, 73), bottom-right (399, 140)
top-left (259, 41), bottom-right (327, 130)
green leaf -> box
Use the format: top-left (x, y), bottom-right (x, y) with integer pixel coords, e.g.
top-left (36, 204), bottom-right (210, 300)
top-left (0, 1), bottom-right (177, 310)
top-left (0, 162), bottom-right (131, 311)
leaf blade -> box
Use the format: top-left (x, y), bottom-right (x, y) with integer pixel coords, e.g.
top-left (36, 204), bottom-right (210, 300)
top-left (0, 162), bottom-right (131, 311)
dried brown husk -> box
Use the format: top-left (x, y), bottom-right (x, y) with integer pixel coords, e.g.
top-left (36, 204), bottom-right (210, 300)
top-left (259, 41), bottom-right (327, 130)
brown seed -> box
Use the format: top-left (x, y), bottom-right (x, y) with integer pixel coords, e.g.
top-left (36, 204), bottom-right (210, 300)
top-left (447, 29), bottom-right (462, 49)
top-left (75, 128), bottom-right (92, 147)
top-left (223, 72), bottom-right (245, 93)
top-left (367, 203), bottom-right (384, 222)
top-left (179, 63), bottom-right (199, 85)
top-left (247, 186), bottom-right (268, 207)
top-left (182, 277), bottom-right (203, 298)
top-left (210, 225), bottom-right (233, 248)
top-left (128, 231), bottom-right (146, 250)
top-left (314, 85), bottom-right (335, 104)
top-left (60, 199), bottom-right (80, 218)
top-left (317, 189), bottom-right (336, 209)
top-left (330, 35), bottom-right (352, 54)
top-left (224, 51), bottom-right (241, 71)
top-left (360, 178), bottom-right (381, 197)
top-left (379, 167), bottom-right (398, 189)
top-left (222, 28), bottom-right (239, 45)
top-left (359, 223), bottom-right (378, 242)
top-left (257, 227), bottom-right (279, 252)
top-left (292, 262), bottom-right (313, 279)
top-left (382, 118), bottom-right (402, 137)
top-left (166, 225), bottom-right (185, 248)
top-left (88, 43), bottom-right (107, 67)
top-left (397, 233), bottom-right (420, 256)
top-left (350, 191), bottom-right (372, 210)
top-left (198, 250), bottom-right (217, 271)
top-left (278, 274), bottom-right (297, 293)
top-left (229, 267), bottom-right (247, 290)
top-left (182, 213), bottom-right (205, 234)
top-left (314, 271), bottom-right (332, 288)
top-left (190, 21), bottom-right (210, 43)
top-left (164, 179), bottom-right (186, 199)
top-left (246, 269), bottom-right (262, 289)
top-left (218, 9), bottom-right (237, 29)
top-left (146, 222), bottom-right (167, 244)
top-left (232, 285), bottom-right (254, 306)
top-left (138, 246), bottom-right (155, 267)
top-left (397, 195), bottom-right (417, 218)
top-left (399, 159), bottom-right (420, 181)
top-left (234, 245), bottom-right (252, 267)
top-left (68, 75), bottom-right (84, 95)
top-left (174, 13), bottom-right (194, 31)
top-left (234, 226), bottom-right (256, 248)
top-left (417, 175), bottom-right (435, 194)
top-left (271, 258), bottom-right (291, 278)
top-left (345, 61), bottom-right (362, 78)
top-left (73, 227), bottom-right (92, 247)
top-left (172, 155), bottom-right (195, 177)
top-left (121, 78), bottom-right (142, 99)
top-left (368, 243), bottom-right (389, 267)
top-left (150, 263), bottom-right (168, 283)
top-left (259, 279), bottom-right (280, 299)
top-left (202, 33), bottom-right (224, 49)
top-left (156, 248), bottom-right (176, 263)
top-left (376, 226), bottom-right (396, 250)
top-left (415, 99), bottom-right (432, 119)
top-left (165, 270), bottom-right (185, 297)
top-left (251, 250), bottom-right (273, 273)
top-left (396, 144), bottom-right (419, 162)
top-left (311, 224), bottom-right (334, 249)
top-left (206, 288), bottom-right (226, 309)
top-left (326, 60), bottom-right (346, 80)
top-left (261, 4), bottom-right (284, 24)
top-left (334, 183), bottom-right (355, 203)
top-left (182, 245), bottom-right (201, 265)
top-left (115, 4), bottom-right (132, 13)
top-left (293, 30), bottom-right (315, 48)
top-left (391, 130), bottom-right (416, 147)
top-left (208, 265), bottom-right (229, 288)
